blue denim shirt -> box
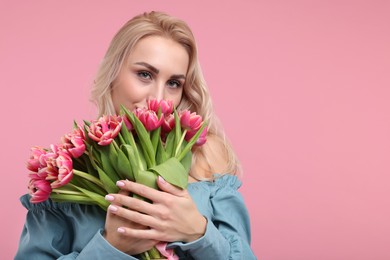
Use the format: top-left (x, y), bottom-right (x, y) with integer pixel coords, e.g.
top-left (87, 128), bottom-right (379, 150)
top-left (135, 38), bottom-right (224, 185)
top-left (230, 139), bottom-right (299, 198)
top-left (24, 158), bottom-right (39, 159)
top-left (15, 175), bottom-right (257, 260)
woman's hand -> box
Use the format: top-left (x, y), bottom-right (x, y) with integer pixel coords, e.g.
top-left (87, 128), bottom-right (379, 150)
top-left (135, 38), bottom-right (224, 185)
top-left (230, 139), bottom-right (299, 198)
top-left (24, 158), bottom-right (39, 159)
top-left (104, 176), bottom-right (207, 251)
top-left (104, 188), bottom-right (159, 255)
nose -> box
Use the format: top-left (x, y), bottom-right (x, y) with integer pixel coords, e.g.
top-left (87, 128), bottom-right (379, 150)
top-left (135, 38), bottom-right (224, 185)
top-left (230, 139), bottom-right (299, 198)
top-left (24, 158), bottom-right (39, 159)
top-left (149, 82), bottom-right (165, 101)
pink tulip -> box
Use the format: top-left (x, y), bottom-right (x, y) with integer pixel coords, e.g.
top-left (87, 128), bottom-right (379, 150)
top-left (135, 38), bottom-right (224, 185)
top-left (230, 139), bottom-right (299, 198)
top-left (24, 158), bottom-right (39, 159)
top-left (147, 99), bottom-right (174, 116)
top-left (185, 126), bottom-right (208, 146)
top-left (61, 127), bottom-right (86, 158)
top-left (161, 114), bottom-right (175, 133)
top-left (122, 115), bottom-right (133, 131)
top-left (136, 108), bottom-right (163, 131)
top-left (38, 145), bottom-right (59, 179)
top-left (27, 146), bottom-right (47, 172)
top-left (147, 99), bottom-right (160, 112)
top-left (88, 115), bottom-right (122, 146)
top-left (155, 242), bottom-right (179, 260)
top-left (28, 173), bottom-right (52, 203)
top-left (51, 151), bottom-right (73, 188)
top-left (180, 111), bottom-right (203, 131)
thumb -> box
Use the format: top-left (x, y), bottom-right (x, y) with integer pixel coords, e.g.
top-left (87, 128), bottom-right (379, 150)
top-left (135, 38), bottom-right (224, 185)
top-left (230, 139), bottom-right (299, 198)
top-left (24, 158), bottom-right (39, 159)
top-left (157, 176), bottom-right (187, 197)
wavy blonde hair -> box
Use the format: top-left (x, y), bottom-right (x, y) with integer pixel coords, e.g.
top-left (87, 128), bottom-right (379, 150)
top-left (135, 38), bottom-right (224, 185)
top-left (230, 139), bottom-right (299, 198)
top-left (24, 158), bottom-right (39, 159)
top-left (90, 11), bottom-right (241, 177)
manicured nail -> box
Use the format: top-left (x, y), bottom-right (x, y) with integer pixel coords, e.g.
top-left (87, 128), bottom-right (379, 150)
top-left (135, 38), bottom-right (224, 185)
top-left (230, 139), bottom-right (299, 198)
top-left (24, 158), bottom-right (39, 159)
top-left (158, 176), bottom-right (166, 184)
top-left (116, 181), bottom-right (125, 187)
top-left (105, 195), bottom-right (114, 201)
top-left (117, 227), bottom-right (125, 233)
top-left (108, 205), bottom-right (118, 212)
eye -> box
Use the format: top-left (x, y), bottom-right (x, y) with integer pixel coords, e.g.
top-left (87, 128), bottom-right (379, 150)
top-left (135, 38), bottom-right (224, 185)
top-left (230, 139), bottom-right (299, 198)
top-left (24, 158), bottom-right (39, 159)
top-left (137, 71), bottom-right (152, 80)
top-left (167, 79), bottom-right (182, 89)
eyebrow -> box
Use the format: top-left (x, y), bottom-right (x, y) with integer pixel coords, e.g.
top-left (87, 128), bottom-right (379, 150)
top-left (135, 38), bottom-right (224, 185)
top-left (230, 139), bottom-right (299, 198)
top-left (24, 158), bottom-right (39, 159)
top-left (134, 62), bottom-right (186, 80)
top-left (135, 62), bottom-right (159, 74)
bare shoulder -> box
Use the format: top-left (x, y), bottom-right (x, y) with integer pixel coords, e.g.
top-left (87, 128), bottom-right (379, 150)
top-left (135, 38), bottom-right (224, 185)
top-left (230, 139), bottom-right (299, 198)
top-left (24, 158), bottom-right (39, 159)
top-left (190, 134), bottom-right (230, 180)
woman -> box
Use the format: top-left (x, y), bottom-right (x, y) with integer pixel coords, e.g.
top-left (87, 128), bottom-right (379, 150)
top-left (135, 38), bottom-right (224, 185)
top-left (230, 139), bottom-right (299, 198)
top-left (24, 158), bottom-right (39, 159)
top-left (16, 11), bottom-right (256, 259)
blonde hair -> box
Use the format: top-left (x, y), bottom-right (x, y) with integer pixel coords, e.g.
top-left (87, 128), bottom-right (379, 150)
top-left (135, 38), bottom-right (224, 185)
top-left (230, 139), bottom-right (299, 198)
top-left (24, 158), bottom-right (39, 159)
top-left (90, 11), bottom-right (241, 176)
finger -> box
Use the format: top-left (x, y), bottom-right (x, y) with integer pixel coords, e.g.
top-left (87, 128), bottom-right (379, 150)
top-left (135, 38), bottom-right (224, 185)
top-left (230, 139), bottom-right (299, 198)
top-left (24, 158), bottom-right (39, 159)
top-left (104, 190), bottom-right (126, 207)
top-left (117, 226), bottom-right (165, 241)
top-left (157, 176), bottom-right (187, 197)
top-left (106, 193), bottom-right (157, 216)
top-left (108, 204), bottom-right (159, 228)
top-left (116, 180), bottom-right (163, 202)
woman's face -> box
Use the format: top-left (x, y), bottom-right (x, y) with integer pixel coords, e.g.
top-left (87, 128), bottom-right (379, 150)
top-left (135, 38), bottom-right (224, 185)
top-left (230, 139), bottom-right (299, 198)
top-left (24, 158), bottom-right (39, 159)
top-left (111, 36), bottom-right (189, 113)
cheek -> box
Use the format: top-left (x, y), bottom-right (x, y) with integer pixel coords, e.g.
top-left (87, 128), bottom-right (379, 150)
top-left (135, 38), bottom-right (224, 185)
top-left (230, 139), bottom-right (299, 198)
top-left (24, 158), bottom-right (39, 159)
top-left (112, 80), bottom-right (146, 110)
top-left (175, 94), bottom-right (183, 107)
top-left (169, 90), bottom-right (183, 108)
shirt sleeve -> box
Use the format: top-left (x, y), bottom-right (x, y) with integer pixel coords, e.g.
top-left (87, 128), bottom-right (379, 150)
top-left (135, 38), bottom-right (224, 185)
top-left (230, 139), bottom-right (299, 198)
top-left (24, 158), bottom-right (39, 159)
top-left (168, 175), bottom-right (257, 260)
top-left (15, 194), bottom-right (138, 260)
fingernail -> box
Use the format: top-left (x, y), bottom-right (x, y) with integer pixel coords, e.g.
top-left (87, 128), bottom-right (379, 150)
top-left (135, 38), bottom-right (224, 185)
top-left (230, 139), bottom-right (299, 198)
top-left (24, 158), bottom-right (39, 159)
top-left (158, 176), bottom-right (166, 184)
top-left (116, 181), bottom-right (125, 187)
top-left (108, 205), bottom-right (118, 212)
top-left (105, 195), bottom-right (114, 201)
top-left (117, 227), bottom-right (125, 233)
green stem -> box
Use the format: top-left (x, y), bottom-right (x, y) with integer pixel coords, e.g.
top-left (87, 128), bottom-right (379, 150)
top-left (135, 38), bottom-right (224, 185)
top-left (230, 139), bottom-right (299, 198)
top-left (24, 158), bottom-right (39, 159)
top-left (112, 139), bottom-right (120, 151)
top-left (175, 129), bottom-right (187, 157)
top-left (73, 169), bottom-right (105, 190)
top-left (52, 189), bottom-right (84, 195)
top-left (50, 194), bottom-right (95, 204)
top-left (128, 132), bottom-right (145, 171)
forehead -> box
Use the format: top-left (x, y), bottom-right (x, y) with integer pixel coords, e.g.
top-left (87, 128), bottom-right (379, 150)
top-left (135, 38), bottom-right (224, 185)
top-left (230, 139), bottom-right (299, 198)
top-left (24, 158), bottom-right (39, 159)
top-left (127, 36), bottom-right (189, 74)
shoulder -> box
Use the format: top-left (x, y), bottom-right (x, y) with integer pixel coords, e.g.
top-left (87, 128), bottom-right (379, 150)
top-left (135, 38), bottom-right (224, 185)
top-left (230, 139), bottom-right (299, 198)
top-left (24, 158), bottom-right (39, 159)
top-left (19, 194), bottom-right (104, 216)
top-left (20, 193), bottom-right (62, 211)
top-left (191, 134), bottom-right (230, 179)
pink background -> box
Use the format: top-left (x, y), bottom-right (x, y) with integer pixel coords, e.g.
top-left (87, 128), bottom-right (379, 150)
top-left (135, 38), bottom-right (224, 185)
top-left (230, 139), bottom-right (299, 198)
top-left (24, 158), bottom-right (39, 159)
top-left (1, 1), bottom-right (389, 259)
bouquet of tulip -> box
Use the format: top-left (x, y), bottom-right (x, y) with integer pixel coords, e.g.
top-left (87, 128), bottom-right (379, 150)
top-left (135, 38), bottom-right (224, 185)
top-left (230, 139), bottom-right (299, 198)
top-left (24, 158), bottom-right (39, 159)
top-left (26, 99), bottom-right (207, 260)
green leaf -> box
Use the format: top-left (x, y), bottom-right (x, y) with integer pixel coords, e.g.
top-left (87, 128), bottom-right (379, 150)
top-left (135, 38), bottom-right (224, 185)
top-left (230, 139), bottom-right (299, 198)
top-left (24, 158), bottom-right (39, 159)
top-left (83, 153), bottom-right (99, 178)
top-left (180, 150), bottom-right (192, 174)
top-left (97, 144), bottom-right (118, 182)
top-left (72, 174), bottom-right (106, 196)
top-left (122, 144), bottom-right (139, 180)
top-left (149, 157), bottom-right (188, 189)
top-left (176, 122), bottom-right (207, 161)
top-left (96, 166), bottom-right (119, 194)
top-left (120, 121), bottom-right (132, 144)
top-left (151, 127), bottom-right (161, 158)
top-left (165, 130), bottom-right (176, 157)
top-left (72, 169), bottom-right (105, 190)
top-left (68, 184), bottom-right (110, 211)
top-left (156, 138), bottom-right (168, 165)
top-left (147, 247), bottom-right (162, 259)
top-left (83, 120), bottom-right (91, 127)
top-left (73, 120), bottom-right (79, 129)
top-left (50, 194), bottom-right (96, 205)
top-left (136, 170), bottom-right (158, 190)
top-left (117, 146), bottom-right (134, 181)
top-left (117, 132), bottom-right (126, 145)
top-left (173, 109), bottom-right (182, 151)
top-left (122, 106), bottom-right (155, 167)
top-left (136, 142), bottom-right (147, 171)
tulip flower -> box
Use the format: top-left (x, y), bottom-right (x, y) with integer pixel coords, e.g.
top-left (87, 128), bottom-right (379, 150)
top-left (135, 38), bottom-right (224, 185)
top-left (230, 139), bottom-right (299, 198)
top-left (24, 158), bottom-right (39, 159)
top-left (136, 108), bottom-right (163, 131)
top-left (185, 126), bottom-right (208, 146)
top-left (156, 242), bottom-right (179, 260)
top-left (61, 127), bottom-right (86, 158)
top-left (122, 115), bottom-right (133, 131)
top-left (51, 151), bottom-right (73, 188)
top-left (180, 110), bottom-right (202, 132)
top-left (28, 174), bottom-right (52, 203)
top-left (38, 145), bottom-right (59, 179)
top-left (147, 99), bottom-right (160, 112)
top-left (148, 99), bottom-right (174, 116)
top-left (27, 146), bottom-right (47, 172)
top-left (88, 115), bottom-right (122, 146)
top-left (161, 114), bottom-right (175, 134)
